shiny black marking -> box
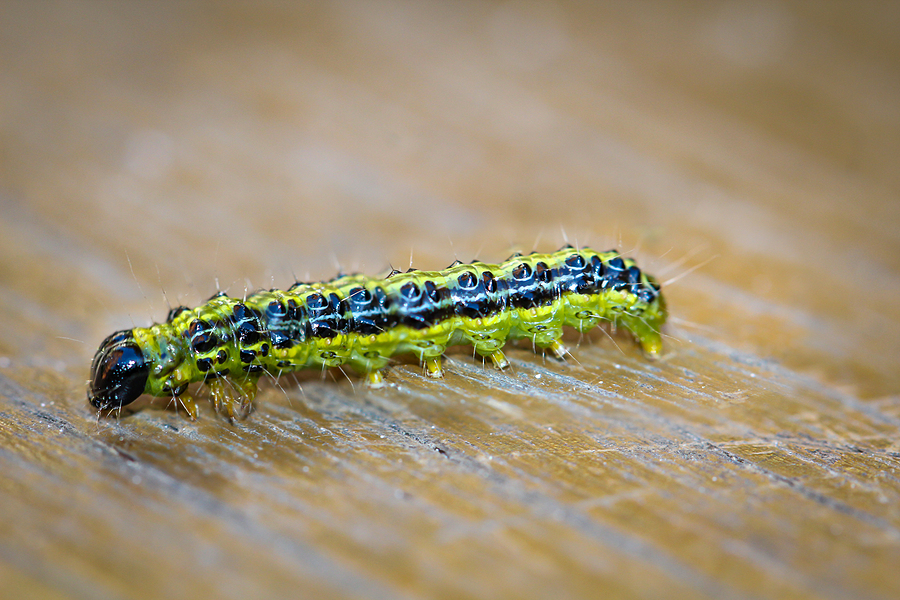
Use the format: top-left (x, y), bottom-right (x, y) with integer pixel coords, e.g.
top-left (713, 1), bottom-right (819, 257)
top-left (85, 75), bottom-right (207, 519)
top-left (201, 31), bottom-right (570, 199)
top-left (423, 280), bottom-right (453, 322)
top-left (305, 292), bottom-right (349, 338)
top-left (625, 266), bottom-right (642, 293)
top-left (457, 271), bottom-right (477, 288)
top-left (167, 306), bottom-right (190, 321)
top-left (508, 262), bottom-right (554, 308)
top-left (347, 286), bottom-right (381, 335)
top-left (266, 300), bottom-right (287, 319)
top-left (512, 263), bottom-right (532, 280)
top-left (559, 253), bottom-right (592, 294)
top-left (400, 282), bottom-right (421, 300)
top-left (398, 281), bottom-right (433, 329)
top-left (373, 287), bottom-right (399, 332)
top-left (230, 303), bottom-right (264, 345)
top-left (565, 253), bottom-right (586, 268)
top-left (452, 270), bottom-right (493, 318)
top-left (589, 256), bottom-right (608, 290)
top-left (482, 271), bottom-right (498, 293)
top-left (605, 256), bottom-right (627, 290)
top-left (265, 299), bottom-right (297, 348)
top-left (636, 285), bottom-right (656, 304)
top-left (188, 319), bottom-right (219, 354)
top-left (266, 297), bottom-right (305, 347)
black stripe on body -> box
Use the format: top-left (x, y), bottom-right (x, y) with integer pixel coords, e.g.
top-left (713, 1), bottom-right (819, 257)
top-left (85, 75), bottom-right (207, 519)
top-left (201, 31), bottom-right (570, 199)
top-left (304, 292), bottom-right (351, 338)
top-left (262, 296), bottom-right (307, 348)
top-left (243, 247), bottom-right (660, 345)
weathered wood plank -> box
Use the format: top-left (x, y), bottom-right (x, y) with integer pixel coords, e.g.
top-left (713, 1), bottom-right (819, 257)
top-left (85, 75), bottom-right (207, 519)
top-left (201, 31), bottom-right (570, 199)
top-left (1, 2), bottom-right (898, 599)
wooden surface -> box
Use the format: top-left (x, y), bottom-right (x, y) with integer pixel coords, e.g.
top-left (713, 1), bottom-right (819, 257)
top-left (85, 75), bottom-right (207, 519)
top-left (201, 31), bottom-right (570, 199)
top-left (1, 2), bottom-right (899, 599)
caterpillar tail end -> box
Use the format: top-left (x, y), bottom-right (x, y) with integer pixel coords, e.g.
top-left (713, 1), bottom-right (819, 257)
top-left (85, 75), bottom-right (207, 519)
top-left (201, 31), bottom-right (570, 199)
top-left (638, 331), bottom-right (664, 359)
top-left (622, 311), bottom-right (665, 359)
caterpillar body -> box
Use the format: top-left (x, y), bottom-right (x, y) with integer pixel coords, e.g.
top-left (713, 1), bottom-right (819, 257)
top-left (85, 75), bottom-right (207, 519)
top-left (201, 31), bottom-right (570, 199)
top-left (89, 246), bottom-right (667, 420)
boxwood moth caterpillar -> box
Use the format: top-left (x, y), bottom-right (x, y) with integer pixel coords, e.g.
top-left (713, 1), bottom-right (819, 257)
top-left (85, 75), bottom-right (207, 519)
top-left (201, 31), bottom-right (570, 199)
top-left (89, 246), bottom-right (667, 420)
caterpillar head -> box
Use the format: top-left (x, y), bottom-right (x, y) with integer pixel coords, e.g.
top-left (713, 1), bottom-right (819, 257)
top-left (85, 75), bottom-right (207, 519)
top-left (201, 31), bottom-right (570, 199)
top-left (89, 330), bottom-right (149, 411)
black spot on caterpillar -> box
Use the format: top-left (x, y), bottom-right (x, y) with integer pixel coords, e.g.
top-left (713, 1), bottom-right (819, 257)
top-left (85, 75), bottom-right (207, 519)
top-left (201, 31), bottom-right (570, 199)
top-left (89, 246), bottom-right (667, 420)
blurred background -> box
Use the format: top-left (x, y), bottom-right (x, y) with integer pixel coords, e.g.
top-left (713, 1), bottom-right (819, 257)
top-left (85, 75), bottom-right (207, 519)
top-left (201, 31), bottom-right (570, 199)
top-left (1, 2), bottom-right (899, 599)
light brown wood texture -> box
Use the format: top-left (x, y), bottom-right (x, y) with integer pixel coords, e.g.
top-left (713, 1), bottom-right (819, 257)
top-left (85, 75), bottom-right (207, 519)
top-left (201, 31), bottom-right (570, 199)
top-left (2, 2), bottom-right (899, 599)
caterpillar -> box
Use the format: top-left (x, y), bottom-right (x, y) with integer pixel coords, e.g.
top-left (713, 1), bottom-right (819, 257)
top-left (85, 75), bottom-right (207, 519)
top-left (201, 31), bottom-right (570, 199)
top-left (89, 246), bottom-right (667, 420)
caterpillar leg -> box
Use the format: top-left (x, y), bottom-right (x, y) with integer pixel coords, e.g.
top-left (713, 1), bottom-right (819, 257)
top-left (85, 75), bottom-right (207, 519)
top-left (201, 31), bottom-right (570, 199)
top-left (174, 392), bottom-right (199, 420)
top-left (489, 349), bottom-right (510, 370)
top-left (207, 376), bottom-right (259, 421)
top-left (366, 370), bottom-right (385, 388)
top-left (424, 356), bottom-right (444, 379)
top-left (546, 339), bottom-right (570, 360)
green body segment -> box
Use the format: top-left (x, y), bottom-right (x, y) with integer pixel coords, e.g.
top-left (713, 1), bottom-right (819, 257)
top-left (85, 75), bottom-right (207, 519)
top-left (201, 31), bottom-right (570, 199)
top-left (115, 247), bottom-right (666, 416)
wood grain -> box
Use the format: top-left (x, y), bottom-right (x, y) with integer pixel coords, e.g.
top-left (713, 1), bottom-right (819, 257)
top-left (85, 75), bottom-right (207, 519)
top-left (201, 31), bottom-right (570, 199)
top-left (1, 2), bottom-right (899, 599)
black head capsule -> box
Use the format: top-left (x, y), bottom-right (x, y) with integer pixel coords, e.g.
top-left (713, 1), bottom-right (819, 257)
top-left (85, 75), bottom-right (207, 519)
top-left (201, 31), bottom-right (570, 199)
top-left (88, 330), bottom-right (150, 411)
